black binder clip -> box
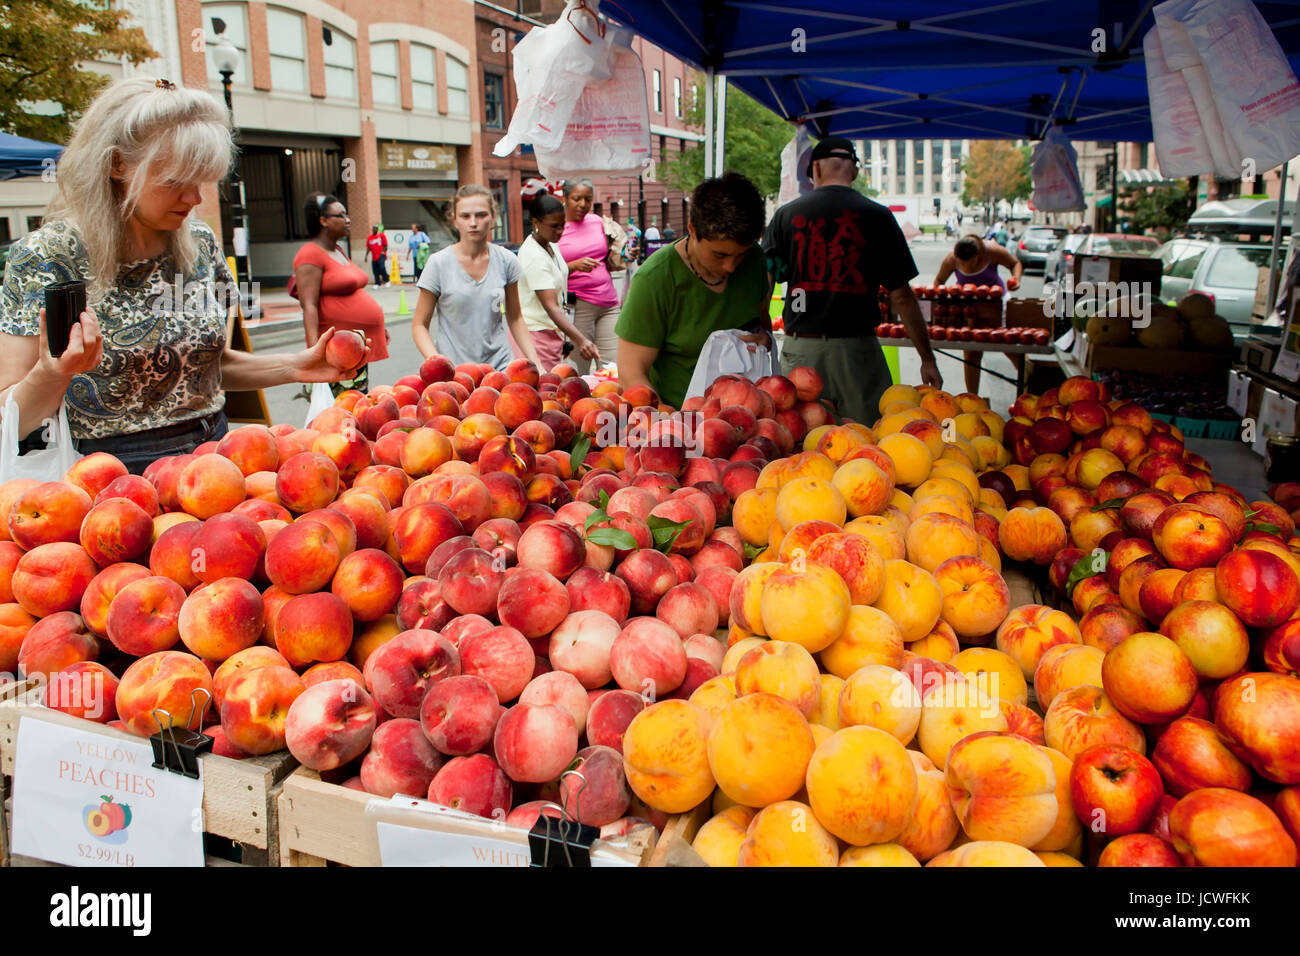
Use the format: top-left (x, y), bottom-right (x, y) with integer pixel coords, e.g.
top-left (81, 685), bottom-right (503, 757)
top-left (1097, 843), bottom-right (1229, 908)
top-left (149, 689), bottom-right (213, 778)
top-left (528, 771), bottom-right (599, 867)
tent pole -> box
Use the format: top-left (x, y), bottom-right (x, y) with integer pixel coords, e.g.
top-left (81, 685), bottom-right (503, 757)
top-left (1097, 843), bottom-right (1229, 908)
top-left (1267, 160), bottom-right (1289, 312)
top-left (704, 66), bottom-right (715, 179)
top-left (715, 75), bottom-right (728, 174)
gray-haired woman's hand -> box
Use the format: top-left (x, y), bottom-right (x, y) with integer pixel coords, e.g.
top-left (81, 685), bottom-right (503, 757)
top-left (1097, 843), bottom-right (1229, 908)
top-left (38, 306), bottom-right (103, 380)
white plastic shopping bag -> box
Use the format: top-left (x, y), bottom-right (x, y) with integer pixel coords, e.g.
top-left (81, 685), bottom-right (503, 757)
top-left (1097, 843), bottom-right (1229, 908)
top-left (303, 382), bottom-right (335, 428)
top-left (1144, 27), bottom-right (1218, 177)
top-left (0, 391), bottom-right (82, 483)
top-left (493, 0), bottom-right (612, 158)
top-left (685, 330), bottom-right (779, 402)
top-left (1166, 0), bottom-right (1300, 174)
top-left (1030, 128), bottom-right (1085, 212)
top-left (534, 25), bottom-right (651, 180)
top-left (1151, 0), bottom-right (1300, 177)
top-left (778, 128), bottom-right (815, 206)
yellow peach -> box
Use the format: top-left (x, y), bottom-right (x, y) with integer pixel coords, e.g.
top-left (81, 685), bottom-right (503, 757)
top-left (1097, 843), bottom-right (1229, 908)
top-left (735, 640), bottom-right (821, 716)
top-left (945, 732), bottom-right (1058, 846)
top-left (1030, 746), bottom-right (1083, 853)
top-left (917, 675), bottom-right (1008, 769)
top-left (927, 841), bottom-right (1046, 866)
top-left (807, 673), bottom-right (845, 730)
top-left (622, 700), bottom-right (716, 814)
top-left (951, 647), bottom-right (1029, 707)
top-left (844, 516), bottom-right (906, 560)
top-left (759, 562), bottom-right (851, 654)
top-left (691, 805), bottom-right (754, 867)
top-left (720, 637), bottom-right (767, 675)
top-left (737, 801), bottom-right (838, 866)
top-left (878, 432), bottom-right (933, 487)
top-left (688, 673), bottom-right (738, 725)
top-left (774, 477), bottom-right (847, 532)
top-left (872, 559), bottom-right (942, 643)
top-left (732, 488), bottom-right (779, 548)
top-left (837, 664), bottom-right (921, 743)
top-left (806, 726), bottom-right (917, 846)
top-left (897, 750), bottom-right (961, 861)
top-left (707, 693), bottom-right (815, 808)
top-left (819, 605), bottom-right (904, 679)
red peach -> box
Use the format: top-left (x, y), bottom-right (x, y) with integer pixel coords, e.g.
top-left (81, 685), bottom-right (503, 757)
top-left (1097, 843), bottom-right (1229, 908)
top-left (360, 718), bottom-right (445, 798)
top-left (331, 549), bottom-right (403, 622)
top-left (615, 549), bottom-right (678, 615)
top-left (427, 753), bottom-right (513, 818)
top-left (218, 664), bottom-right (305, 754)
top-left (496, 567), bottom-right (570, 639)
top-left (17, 611), bottom-right (98, 680)
top-left (275, 592), bottom-right (354, 667)
top-left (8, 481), bottom-right (93, 550)
top-left (420, 674), bottom-right (504, 755)
top-left (45, 660), bottom-right (118, 723)
top-left (104, 575), bottom-right (186, 656)
top-left (79, 562), bottom-right (151, 635)
top-left (460, 625), bottom-right (535, 703)
top-left (178, 577), bottom-right (264, 662)
top-left (264, 520), bottom-right (341, 595)
top-left (190, 513), bottom-right (266, 585)
top-left (284, 678), bottom-right (377, 771)
top-left (585, 688), bottom-right (645, 753)
top-left (94, 474), bottom-right (160, 516)
top-left (115, 649), bottom-right (215, 738)
top-left (64, 453), bottom-right (128, 501)
top-left (610, 616), bottom-right (687, 696)
top-left (148, 520), bottom-right (204, 591)
top-left (365, 628), bottom-right (460, 719)
top-left (275, 452), bottom-right (340, 514)
top-left (565, 567), bottom-right (631, 623)
top-left (493, 702), bottom-right (579, 783)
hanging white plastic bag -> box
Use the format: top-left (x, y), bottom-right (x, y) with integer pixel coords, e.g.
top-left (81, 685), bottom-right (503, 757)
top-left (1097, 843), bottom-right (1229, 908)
top-left (534, 24), bottom-right (651, 180)
top-left (494, 0), bottom-right (612, 158)
top-left (1157, 0), bottom-right (1300, 175)
top-left (303, 382), bottom-right (335, 429)
top-left (685, 330), bottom-right (779, 402)
top-left (0, 391), bottom-right (82, 483)
top-left (1030, 128), bottom-right (1085, 212)
top-left (1144, 26), bottom-right (1218, 177)
top-left (778, 128), bottom-right (815, 206)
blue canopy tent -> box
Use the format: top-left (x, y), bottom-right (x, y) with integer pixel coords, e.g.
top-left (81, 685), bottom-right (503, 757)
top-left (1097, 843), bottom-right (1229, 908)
top-left (603, 0), bottom-right (1300, 164)
top-left (0, 131), bottom-right (63, 181)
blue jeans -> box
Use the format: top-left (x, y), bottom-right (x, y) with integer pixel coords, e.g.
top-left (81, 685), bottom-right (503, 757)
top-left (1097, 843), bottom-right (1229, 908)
top-left (75, 411), bottom-right (229, 476)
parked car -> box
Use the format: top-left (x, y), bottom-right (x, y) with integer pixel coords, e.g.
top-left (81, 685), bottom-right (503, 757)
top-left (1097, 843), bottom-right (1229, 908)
top-left (1045, 233), bottom-right (1160, 284)
top-left (1157, 237), bottom-right (1286, 333)
top-left (1043, 233), bottom-right (1088, 285)
top-left (1015, 225), bottom-right (1068, 273)
top-left (1186, 197), bottom-right (1292, 241)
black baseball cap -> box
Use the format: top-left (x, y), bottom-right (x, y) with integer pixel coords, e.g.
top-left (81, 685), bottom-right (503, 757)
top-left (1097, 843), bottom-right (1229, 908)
top-left (807, 136), bottom-right (860, 178)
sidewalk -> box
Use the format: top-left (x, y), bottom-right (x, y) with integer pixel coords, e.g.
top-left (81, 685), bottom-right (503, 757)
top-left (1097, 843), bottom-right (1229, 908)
top-left (245, 280), bottom-right (418, 348)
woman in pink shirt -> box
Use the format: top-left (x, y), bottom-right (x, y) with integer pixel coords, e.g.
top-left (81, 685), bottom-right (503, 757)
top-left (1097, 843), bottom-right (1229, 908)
top-left (556, 179), bottom-right (619, 373)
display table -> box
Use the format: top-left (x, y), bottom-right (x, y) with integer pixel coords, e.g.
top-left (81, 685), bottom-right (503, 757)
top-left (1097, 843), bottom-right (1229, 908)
top-left (876, 336), bottom-right (1054, 392)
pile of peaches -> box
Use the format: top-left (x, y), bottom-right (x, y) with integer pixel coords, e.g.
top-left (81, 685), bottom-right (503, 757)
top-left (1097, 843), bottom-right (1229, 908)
top-left (966, 375), bottom-right (1297, 866)
top-left (876, 323), bottom-right (1050, 346)
top-left (616, 379), bottom-right (1299, 867)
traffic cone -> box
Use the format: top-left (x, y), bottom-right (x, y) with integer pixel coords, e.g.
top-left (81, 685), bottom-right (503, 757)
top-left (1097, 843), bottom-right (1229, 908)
top-left (397, 287), bottom-right (409, 316)
top-left (389, 254), bottom-right (401, 286)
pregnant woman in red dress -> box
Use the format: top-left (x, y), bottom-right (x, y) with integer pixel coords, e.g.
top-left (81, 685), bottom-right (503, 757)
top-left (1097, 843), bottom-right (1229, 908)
top-left (293, 193), bottom-right (389, 395)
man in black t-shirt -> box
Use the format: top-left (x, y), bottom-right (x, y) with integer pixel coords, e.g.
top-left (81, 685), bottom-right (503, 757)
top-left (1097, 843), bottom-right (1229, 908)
top-left (763, 137), bottom-right (941, 424)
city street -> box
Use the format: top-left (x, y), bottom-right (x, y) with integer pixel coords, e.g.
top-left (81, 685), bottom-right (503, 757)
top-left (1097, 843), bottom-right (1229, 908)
top-left (254, 235), bottom-right (1048, 428)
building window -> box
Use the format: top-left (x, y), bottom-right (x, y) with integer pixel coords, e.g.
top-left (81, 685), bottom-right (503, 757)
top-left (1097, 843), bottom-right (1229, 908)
top-left (202, 3), bottom-right (250, 86)
top-left (266, 7), bottom-right (307, 93)
top-left (411, 43), bottom-right (437, 111)
top-left (673, 76), bottom-right (682, 118)
top-left (490, 180), bottom-right (508, 242)
top-left (446, 57), bottom-right (470, 115)
top-left (484, 72), bottom-right (505, 129)
top-left (371, 41), bottom-right (398, 106)
top-left (653, 69), bottom-right (662, 113)
top-left (322, 28), bottom-right (355, 100)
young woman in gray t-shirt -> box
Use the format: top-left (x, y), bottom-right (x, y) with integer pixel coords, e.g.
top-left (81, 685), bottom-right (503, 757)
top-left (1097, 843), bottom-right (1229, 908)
top-left (411, 185), bottom-right (542, 372)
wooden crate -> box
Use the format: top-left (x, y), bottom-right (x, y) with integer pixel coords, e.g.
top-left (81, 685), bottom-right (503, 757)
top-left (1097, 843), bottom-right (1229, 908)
top-left (278, 767), bottom-right (657, 867)
top-left (0, 681), bottom-right (296, 866)
top-left (645, 802), bottom-right (712, 867)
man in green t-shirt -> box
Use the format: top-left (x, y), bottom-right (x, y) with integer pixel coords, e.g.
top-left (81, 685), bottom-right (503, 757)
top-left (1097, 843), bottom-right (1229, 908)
top-left (615, 173), bottom-right (771, 408)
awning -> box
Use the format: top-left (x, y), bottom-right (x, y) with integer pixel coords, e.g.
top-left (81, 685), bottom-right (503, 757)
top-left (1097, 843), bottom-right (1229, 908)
top-left (604, 1), bottom-right (1300, 142)
top-left (1118, 168), bottom-right (1180, 185)
top-left (1096, 195), bottom-right (1114, 207)
top-left (0, 131), bottom-right (63, 181)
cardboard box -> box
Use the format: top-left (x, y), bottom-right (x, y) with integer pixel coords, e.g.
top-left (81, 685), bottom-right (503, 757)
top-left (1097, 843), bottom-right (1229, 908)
top-left (1079, 336), bottom-right (1231, 378)
top-left (1005, 297), bottom-right (1051, 330)
top-left (1072, 254), bottom-right (1163, 298)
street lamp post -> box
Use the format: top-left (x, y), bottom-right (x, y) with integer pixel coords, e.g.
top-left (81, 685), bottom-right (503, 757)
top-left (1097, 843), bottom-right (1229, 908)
top-left (211, 33), bottom-right (254, 314)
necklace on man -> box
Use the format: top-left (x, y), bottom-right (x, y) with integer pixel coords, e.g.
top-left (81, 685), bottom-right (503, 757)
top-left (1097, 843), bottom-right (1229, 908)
top-left (684, 237), bottom-right (725, 288)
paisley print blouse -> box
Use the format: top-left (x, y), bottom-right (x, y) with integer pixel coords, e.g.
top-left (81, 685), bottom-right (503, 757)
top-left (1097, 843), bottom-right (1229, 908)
top-left (0, 219), bottom-right (231, 439)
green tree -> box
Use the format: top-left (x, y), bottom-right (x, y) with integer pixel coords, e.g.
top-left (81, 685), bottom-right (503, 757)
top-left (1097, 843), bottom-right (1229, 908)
top-left (0, 0), bottom-right (156, 143)
top-left (660, 81), bottom-right (793, 199)
top-left (960, 141), bottom-right (1031, 219)
top-left (1119, 180), bottom-right (1193, 237)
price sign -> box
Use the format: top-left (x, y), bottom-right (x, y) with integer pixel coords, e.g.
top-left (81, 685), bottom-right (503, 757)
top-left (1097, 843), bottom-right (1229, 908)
top-left (10, 716), bottom-right (205, 867)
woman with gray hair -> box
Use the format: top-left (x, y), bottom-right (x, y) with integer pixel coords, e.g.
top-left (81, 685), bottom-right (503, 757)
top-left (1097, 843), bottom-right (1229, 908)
top-left (0, 76), bottom-right (346, 473)
top-left (556, 179), bottom-right (620, 373)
